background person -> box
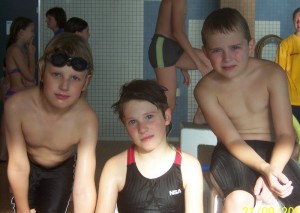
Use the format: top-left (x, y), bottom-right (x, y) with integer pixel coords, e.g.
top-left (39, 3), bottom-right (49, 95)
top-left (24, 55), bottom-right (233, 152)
top-left (65, 17), bottom-right (90, 41)
top-left (46, 7), bottom-right (67, 36)
top-left (148, 0), bottom-right (212, 119)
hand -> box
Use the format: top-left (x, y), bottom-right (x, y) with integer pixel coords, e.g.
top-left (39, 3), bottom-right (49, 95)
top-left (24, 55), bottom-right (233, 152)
top-left (30, 209), bottom-right (36, 213)
top-left (196, 50), bottom-right (212, 76)
top-left (180, 69), bottom-right (190, 87)
top-left (262, 165), bottom-right (293, 198)
top-left (254, 176), bottom-right (277, 204)
top-left (27, 37), bottom-right (36, 56)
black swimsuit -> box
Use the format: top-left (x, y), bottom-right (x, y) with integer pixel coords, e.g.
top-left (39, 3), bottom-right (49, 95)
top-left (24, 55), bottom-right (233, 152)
top-left (117, 145), bottom-right (185, 213)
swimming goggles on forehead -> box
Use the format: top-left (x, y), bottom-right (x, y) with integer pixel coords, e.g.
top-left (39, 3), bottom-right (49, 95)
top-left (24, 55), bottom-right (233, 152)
top-left (50, 54), bottom-right (90, 72)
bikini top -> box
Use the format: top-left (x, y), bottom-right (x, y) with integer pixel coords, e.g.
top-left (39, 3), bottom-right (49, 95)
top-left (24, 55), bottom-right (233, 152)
top-left (8, 67), bottom-right (21, 75)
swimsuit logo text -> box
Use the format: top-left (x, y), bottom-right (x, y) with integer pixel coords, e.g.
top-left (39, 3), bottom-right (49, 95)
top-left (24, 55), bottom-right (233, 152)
top-left (169, 189), bottom-right (182, 196)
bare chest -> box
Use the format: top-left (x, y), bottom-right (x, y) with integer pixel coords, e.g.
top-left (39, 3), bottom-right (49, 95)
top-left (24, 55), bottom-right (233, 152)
top-left (22, 114), bottom-right (80, 152)
top-left (217, 82), bottom-right (269, 120)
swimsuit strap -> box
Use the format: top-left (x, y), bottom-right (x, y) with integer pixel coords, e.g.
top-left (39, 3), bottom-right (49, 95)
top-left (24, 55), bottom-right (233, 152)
top-left (127, 144), bottom-right (182, 165)
top-left (169, 144), bottom-right (182, 165)
top-left (127, 145), bottom-right (135, 165)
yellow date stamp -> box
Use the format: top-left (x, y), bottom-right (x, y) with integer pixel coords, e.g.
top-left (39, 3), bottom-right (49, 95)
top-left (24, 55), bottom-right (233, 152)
top-left (242, 206), bottom-right (298, 213)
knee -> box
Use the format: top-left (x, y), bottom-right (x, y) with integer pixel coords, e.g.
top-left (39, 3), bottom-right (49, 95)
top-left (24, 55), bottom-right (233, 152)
top-left (223, 190), bottom-right (254, 213)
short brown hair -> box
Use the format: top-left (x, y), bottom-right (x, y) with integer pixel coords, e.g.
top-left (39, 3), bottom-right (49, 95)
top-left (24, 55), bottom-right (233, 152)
top-left (201, 8), bottom-right (251, 47)
top-left (112, 79), bottom-right (169, 122)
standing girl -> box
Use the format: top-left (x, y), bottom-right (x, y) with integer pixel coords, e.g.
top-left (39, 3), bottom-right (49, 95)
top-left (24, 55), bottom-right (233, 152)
top-left (5, 16), bottom-right (36, 100)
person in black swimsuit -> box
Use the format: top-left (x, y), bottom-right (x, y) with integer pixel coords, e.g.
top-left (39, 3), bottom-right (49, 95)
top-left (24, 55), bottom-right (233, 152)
top-left (95, 79), bottom-right (203, 213)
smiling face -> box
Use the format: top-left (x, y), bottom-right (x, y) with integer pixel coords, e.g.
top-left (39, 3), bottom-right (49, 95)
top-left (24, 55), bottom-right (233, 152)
top-left (203, 30), bottom-right (254, 79)
top-left (41, 62), bottom-right (90, 109)
top-left (122, 100), bottom-right (171, 152)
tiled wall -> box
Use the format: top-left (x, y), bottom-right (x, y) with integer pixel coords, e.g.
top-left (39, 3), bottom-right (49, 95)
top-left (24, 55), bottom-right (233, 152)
top-left (39, 0), bottom-right (300, 141)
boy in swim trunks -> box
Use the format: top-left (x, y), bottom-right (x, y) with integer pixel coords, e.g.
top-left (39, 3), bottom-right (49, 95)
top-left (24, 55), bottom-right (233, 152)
top-left (4, 33), bottom-right (98, 213)
top-left (148, 0), bottom-right (212, 123)
top-left (194, 8), bottom-right (300, 212)
top-left (95, 79), bottom-right (203, 213)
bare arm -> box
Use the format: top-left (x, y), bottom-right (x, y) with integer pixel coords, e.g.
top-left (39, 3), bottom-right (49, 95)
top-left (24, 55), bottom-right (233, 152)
top-left (73, 112), bottom-right (98, 213)
top-left (9, 45), bottom-right (35, 82)
top-left (181, 153), bottom-right (203, 213)
top-left (194, 79), bottom-right (268, 172)
top-left (4, 97), bottom-right (31, 212)
top-left (95, 155), bottom-right (124, 213)
top-left (268, 67), bottom-right (295, 170)
top-left (194, 68), bottom-right (295, 198)
top-left (261, 66), bottom-right (295, 197)
top-left (27, 37), bottom-right (36, 75)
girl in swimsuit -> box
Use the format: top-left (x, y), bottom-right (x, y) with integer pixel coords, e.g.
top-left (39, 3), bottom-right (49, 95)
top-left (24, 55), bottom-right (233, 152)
top-left (5, 16), bottom-right (36, 100)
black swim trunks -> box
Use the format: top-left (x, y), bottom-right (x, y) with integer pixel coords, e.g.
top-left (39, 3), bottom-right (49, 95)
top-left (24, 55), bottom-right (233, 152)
top-left (210, 140), bottom-right (300, 207)
top-left (11, 156), bottom-right (76, 213)
top-left (148, 34), bottom-right (184, 68)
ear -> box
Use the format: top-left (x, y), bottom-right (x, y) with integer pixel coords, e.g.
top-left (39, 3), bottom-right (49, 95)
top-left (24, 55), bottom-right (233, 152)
top-left (248, 38), bottom-right (255, 57)
top-left (81, 74), bottom-right (92, 92)
top-left (164, 107), bottom-right (172, 126)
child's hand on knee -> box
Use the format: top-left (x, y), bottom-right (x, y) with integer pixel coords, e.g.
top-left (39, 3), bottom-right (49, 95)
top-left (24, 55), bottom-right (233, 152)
top-left (264, 166), bottom-right (293, 198)
top-left (254, 176), bottom-right (277, 204)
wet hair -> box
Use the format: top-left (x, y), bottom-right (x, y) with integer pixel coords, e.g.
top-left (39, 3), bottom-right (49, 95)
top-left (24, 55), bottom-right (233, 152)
top-left (65, 17), bottom-right (88, 33)
top-left (46, 7), bottom-right (67, 28)
top-left (6, 17), bottom-right (33, 50)
top-left (112, 79), bottom-right (169, 122)
top-left (38, 32), bottom-right (94, 82)
top-left (293, 7), bottom-right (300, 20)
top-left (201, 8), bottom-right (251, 47)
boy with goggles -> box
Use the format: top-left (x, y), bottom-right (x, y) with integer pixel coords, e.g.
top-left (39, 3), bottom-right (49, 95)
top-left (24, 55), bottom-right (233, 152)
top-left (4, 33), bottom-right (98, 213)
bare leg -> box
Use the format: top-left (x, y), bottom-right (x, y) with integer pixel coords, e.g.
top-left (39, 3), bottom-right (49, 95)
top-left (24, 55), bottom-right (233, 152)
top-left (176, 48), bottom-right (212, 76)
top-left (154, 66), bottom-right (177, 112)
top-left (223, 190), bottom-right (254, 213)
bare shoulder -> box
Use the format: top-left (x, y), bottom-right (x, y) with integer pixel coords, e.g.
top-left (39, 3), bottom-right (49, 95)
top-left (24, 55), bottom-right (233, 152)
top-left (102, 150), bottom-right (127, 179)
top-left (250, 57), bottom-right (284, 73)
top-left (6, 44), bottom-right (18, 54)
top-left (6, 44), bottom-right (23, 59)
top-left (180, 151), bottom-right (202, 187)
top-left (75, 98), bottom-right (98, 126)
top-left (4, 87), bottom-right (36, 113)
top-left (249, 57), bottom-right (286, 80)
top-left (181, 151), bottom-right (201, 170)
top-left (194, 71), bottom-right (216, 96)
